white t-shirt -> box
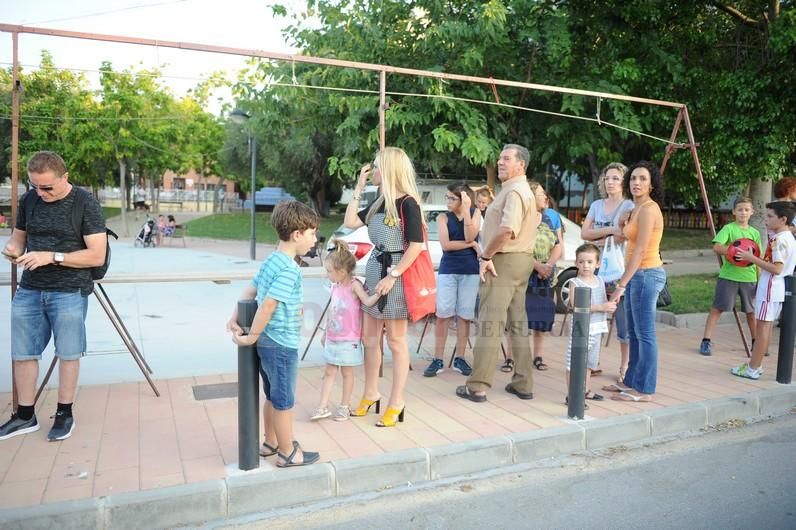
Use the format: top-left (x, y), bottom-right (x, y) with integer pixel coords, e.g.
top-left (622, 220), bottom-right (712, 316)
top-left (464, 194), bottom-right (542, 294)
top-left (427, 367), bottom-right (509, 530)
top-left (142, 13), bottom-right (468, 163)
top-left (586, 198), bottom-right (635, 231)
top-left (569, 276), bottom-right (609, 334)
top-left (756, 230), bottom-right (796, 303)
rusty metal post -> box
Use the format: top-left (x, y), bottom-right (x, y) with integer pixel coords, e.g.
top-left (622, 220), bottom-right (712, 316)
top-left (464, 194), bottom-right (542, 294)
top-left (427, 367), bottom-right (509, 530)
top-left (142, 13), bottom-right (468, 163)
top-left (10, 31), bottom-right (20, 411)
top-left (379, 70), bottom-right (386, 150)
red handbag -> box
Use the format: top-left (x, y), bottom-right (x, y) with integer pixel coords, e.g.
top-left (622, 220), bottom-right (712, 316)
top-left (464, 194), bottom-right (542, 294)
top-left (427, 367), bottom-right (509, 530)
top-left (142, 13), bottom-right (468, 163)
top-left (398, 197), bottom-right (437, 322)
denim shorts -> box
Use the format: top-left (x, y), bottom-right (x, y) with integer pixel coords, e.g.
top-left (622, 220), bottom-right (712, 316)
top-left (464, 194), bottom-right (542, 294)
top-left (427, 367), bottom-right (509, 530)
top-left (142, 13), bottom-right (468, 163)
top-left (436, 273), bottom-right (480, 321)
top-left (257, 333), bottom-right (299, 411)
top-left (11, 287), bottom-right (89, 361)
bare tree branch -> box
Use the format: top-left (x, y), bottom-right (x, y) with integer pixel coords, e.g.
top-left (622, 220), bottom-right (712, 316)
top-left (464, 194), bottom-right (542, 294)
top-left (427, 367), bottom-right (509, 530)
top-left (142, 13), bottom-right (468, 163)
top-left (713, 2), bottom-right (761, 28)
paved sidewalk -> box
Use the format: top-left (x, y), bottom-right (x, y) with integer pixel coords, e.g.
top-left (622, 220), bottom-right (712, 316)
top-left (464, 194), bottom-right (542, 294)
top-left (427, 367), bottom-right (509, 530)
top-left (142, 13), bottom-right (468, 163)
top-left (0, 316), bottom-right (790, 511)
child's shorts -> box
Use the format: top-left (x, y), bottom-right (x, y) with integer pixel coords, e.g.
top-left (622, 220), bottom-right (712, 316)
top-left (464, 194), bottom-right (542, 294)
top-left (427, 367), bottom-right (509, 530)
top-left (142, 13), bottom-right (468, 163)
top-left (713, 278), bottom-right (756, 312)
top-left (566, 333), bottom-right (602, 371)
top-left (323, 340), bottom-right (363, 367)
top-left (436, 273), bottom-right (480, 321)
top-left (256, 333), bottom-right (298, 410)
top-left (755, 300), bottom-right (782, 322)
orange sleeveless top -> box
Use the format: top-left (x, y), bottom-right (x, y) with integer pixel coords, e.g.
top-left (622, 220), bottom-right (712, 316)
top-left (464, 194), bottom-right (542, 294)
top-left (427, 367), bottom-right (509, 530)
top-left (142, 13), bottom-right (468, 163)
top-left (624, 201), bottom-right (664, 269)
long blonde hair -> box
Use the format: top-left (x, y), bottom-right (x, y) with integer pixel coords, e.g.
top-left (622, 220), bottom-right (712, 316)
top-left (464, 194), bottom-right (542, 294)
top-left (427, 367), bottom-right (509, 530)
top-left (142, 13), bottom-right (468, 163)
top-left (365, 147), bottom-right (424, 225)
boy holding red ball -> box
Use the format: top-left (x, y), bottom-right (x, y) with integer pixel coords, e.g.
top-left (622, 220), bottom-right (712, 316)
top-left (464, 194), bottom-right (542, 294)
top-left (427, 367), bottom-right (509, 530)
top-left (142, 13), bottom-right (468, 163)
top-left (732, 201), bottom-right (796, 379)
top-left (698, 197), bottom-right (762, 356)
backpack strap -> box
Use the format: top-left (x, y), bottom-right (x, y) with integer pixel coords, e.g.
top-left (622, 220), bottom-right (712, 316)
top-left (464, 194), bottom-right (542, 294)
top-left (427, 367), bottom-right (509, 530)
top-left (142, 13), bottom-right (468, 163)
top-left (23, 190), bottom-right (39, 232)
top-left (71, 187), bottom-right (88, 249)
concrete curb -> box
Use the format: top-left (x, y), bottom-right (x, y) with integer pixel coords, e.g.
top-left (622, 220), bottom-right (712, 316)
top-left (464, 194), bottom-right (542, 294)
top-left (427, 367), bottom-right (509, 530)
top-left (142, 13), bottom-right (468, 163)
top-left (655, 310), bottom-right (741, 329)
top-left (2, 386), bottom-right (795, 529)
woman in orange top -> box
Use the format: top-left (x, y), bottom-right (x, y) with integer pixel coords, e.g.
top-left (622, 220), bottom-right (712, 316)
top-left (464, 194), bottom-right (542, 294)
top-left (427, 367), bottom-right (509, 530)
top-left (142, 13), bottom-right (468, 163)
top-left (605, 161), bottom-right (666, 402)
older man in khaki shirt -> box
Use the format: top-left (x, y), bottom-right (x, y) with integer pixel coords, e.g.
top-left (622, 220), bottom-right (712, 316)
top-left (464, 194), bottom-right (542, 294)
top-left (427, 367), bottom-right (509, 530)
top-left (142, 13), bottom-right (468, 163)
top-left (456, 144), bottom-right (537, 402)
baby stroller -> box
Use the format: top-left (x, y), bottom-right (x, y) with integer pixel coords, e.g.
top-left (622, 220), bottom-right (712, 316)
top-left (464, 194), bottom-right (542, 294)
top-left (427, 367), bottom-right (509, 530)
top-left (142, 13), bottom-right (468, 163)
top-left (134, 218), bottom-right (157, 247)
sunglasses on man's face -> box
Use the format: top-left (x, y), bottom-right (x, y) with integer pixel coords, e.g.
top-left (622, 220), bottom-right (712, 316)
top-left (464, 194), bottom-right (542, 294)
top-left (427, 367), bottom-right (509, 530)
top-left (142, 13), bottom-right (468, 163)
top-left (28, 179), bottom-right (56, 192)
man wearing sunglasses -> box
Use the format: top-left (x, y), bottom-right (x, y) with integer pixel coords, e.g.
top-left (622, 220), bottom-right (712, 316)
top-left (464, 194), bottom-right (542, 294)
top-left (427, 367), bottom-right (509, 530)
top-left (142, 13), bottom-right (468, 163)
top-left (1, 151), bottom-right (107, 443)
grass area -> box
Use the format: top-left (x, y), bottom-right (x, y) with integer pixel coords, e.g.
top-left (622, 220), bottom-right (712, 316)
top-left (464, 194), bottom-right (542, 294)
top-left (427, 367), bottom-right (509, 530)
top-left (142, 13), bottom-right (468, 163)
top-left (660, 229), bottom-right (714, 251)
top-left (102, 207), bottom-right (121, 220)
top-left (666, 273), bottom-right (717, 314)
top-left (184, 213), bottom-right (345, 244)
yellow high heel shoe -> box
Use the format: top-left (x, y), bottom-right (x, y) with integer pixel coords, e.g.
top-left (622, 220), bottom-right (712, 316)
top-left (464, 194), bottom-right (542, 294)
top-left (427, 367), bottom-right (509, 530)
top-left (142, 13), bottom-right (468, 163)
top-left (376, 406), bottom-right (405, 427)
top-left (350, 397), bottom-right (381, 417)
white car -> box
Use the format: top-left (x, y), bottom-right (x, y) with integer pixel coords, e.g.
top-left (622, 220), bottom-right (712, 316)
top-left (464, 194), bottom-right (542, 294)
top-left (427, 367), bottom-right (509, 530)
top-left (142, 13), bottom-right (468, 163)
top-left (327, 204), bottom-right (447, 271)
top-left (329, 204), bottom-right (585, 313)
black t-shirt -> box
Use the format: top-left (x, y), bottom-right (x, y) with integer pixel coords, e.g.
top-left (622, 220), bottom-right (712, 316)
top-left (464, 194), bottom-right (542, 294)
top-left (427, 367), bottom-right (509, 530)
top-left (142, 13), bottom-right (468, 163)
top-left (16, 188), bottom-right (106, 295)
top-left (358, 196), bottom-right (424, 244)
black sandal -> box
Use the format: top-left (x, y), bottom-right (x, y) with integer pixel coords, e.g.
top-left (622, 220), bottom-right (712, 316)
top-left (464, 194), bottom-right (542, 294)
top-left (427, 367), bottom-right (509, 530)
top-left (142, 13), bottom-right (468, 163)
top-left (500, 358), bottom-right (514, 373)
top-left (533, 357), bottom-right (548, 371)
top-left (276, 441), bottom-right (320, 468)
top-left (585, 391), bottom-right (605, 401)
top-left (259, 441), bottom-right (278, 457)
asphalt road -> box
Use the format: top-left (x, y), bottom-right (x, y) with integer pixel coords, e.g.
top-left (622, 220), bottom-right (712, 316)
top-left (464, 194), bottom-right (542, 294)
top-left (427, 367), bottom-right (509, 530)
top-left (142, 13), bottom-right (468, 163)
top-left (214, 413), bottom-right (796, 530)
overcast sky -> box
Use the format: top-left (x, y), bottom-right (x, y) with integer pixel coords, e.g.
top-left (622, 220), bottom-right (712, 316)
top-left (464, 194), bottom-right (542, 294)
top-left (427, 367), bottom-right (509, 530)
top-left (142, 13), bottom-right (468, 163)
top-left (1, 0), bottom-right (304, 105)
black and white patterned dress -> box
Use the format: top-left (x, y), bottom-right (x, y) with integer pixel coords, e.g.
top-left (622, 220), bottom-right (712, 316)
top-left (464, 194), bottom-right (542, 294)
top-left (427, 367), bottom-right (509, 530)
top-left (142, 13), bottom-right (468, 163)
top-left (358, 197), bottom-right (423, 320)
top-left (363, 211), bottom-right (409, 320)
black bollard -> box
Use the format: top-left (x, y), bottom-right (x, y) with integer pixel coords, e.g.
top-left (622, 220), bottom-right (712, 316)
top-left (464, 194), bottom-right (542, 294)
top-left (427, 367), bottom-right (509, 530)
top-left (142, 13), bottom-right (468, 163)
top-left (237, 300), bottom-right (260, 471)
top-left (567, 286), bottom-right (591, 420)
top-left (776, 276), bottom-right (795, 385)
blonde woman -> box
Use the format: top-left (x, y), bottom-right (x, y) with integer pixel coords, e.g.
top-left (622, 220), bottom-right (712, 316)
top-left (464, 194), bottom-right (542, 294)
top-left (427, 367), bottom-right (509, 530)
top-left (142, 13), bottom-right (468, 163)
top-left (343, 147), bottom-right (425, 427)
top-left (581, 162), bottom-right (635, 382)
top-left (475, 186), bottom-right (496, 217)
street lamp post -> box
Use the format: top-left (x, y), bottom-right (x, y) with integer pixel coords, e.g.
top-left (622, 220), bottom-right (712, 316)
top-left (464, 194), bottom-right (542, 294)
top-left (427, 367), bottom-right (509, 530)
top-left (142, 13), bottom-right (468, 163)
top-left (231, 108), bottom-right (257, 260)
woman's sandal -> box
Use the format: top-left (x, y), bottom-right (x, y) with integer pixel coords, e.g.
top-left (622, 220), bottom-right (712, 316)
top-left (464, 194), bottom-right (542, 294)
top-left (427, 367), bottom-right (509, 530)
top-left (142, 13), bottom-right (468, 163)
top-left (602, 383), bottom-right (632, 393)
top-left (350, 396), bottom-right (381, 417)
top-left (533, 357), bottom-right (549, 371)
top-left (259, 441), bottom-right (278, 457)
top-left (500, 358), bottom-right (514, 373)
top-left (276, 441), bottom-right (320, 468)
top-left (376, 406), bottom-right (405, 427)
top-left (611, 391), bottom-right (652, 402)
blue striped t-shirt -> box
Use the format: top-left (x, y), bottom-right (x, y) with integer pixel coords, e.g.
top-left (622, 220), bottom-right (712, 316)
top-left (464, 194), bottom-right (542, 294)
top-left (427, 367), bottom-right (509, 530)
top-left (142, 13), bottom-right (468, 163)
top-left (252, 251), bottom-right (303, 349)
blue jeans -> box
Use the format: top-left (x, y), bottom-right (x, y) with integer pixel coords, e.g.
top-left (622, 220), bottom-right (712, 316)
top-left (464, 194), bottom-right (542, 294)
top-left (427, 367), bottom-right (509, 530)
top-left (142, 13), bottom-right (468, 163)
top-left (257, 333), bottom-right (298, 411)
top-left (11, 288), bottom-right (89, 361)
top-left (622, 268), bottom-right (666, 394)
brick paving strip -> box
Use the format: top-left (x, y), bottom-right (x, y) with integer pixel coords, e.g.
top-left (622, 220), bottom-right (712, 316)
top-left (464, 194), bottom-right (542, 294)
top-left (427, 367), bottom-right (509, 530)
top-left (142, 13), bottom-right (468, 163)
top-left (0, 320), bottom-right (793, 528)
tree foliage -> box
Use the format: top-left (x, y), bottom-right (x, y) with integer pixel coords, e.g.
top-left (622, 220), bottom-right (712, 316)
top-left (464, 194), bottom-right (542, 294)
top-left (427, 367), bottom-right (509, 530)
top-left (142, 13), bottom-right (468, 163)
top-left (227, 0), bottom-right (794, 213)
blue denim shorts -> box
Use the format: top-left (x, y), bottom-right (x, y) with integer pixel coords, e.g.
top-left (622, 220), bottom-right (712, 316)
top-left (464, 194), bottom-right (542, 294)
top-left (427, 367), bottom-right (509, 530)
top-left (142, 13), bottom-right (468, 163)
top-left (436, 273), bottom-right (480, 321)
top-left (11, 287), bottom-right (89, 361)
top-left (257, 333), bottom-right (299, 411)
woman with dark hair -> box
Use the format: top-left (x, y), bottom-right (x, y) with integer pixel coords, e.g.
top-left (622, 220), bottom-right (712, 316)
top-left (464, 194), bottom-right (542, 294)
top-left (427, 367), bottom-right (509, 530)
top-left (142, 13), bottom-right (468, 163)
top-left (423, 182), bottom-right (481, 377)
top-left (604, 161), bottom-right (666, 402)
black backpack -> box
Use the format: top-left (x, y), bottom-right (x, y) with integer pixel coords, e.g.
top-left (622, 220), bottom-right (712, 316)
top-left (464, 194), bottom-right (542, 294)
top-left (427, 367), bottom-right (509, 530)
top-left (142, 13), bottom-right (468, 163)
top-left (24, 188), bottom-right (118, 280)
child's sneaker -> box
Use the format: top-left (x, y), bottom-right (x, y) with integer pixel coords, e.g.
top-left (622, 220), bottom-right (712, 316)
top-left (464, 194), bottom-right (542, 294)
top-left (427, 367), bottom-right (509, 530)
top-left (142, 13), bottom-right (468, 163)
top-left (310, 407), bottom-right (332, 421)
top-left (731, 363), bottom-right (761, 380)
top-left (452, 357), bottom-right (473, 376)
top-left (423, 358), bottom-right (444, 377)
top-left (698, 339), bottom-right (712, 356)
top-left (333, 405), bottom-right (350, 422)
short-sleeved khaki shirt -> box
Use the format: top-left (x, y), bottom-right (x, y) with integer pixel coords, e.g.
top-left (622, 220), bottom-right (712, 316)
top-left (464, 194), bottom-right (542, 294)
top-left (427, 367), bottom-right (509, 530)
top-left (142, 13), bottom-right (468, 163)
top-left (481, 176), bottom-right (536, 255)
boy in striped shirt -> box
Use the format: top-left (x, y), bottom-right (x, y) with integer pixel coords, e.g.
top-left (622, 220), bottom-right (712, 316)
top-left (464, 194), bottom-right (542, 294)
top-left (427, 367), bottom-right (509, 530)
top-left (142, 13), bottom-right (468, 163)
top-left (731, 201), bottom-right (796, 380)
top-left (228, 201), bottom-right (320, 467)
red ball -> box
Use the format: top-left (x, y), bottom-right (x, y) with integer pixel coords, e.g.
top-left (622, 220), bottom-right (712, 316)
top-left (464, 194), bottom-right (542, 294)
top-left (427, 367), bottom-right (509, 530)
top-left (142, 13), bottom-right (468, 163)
top-left (727, 238), bottom-right (760, 267)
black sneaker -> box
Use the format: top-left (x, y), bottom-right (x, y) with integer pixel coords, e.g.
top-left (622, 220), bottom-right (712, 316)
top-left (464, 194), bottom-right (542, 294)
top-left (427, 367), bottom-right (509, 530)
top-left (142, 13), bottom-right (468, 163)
top-left (47, 411), bottom-right (75, 441)
top-left (0, 414), bottom-right (40, 441)
top-left (423, 358), bottom-right (444, 377)
top-left (452, 357), bottom-right (473, 376)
